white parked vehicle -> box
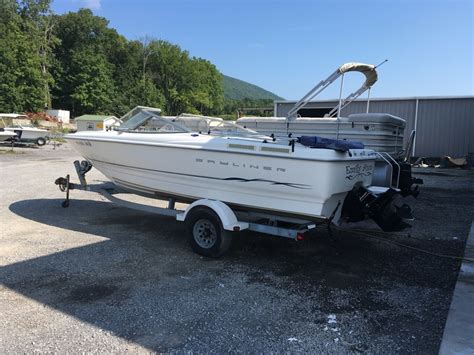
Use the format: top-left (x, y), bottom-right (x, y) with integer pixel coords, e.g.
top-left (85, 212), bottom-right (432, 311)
top-left (0, 129), bottom-right (17, 142)
top-left (58, 105), bottom-right (411, 257)
top-left (4, 124), bottom-right (49, 145)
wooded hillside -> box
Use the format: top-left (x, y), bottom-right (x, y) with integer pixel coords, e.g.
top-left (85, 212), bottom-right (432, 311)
top-left (222, 75), bottom-right (282, 101)
top-left (0, 0), bottom-right (281, 117)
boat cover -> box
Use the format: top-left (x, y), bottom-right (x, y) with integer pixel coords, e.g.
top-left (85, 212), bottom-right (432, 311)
top-left (338, 63), bottom-right (377, 88)
top-left (298, 136), bottom-right (365, 152)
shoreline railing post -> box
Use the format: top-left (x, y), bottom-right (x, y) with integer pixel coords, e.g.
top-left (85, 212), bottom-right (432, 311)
top-left (412, 98), bottom-right (419, 157)
top-left (366, 88), bottom-right (371, 113)
top-left (336, 74), bottom-right (345, 139)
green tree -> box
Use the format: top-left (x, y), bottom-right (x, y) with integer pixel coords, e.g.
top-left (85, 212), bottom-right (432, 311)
top-left (188, 58), bottom-right (224, 115)
top-left (146, 40), bottom-right (223, 115)
top-left (146, 40), bottom-right (191, 114)
top-left (17, 0), bottom-right (57, 109)
top-left (1, 4), bottom-right (228, 117)
top-left (0, 0), bottom-right (55, 112)
top-left (52, 9), bottom-right (119, 115)
top-left (68, 49), bottom-right (115, 114)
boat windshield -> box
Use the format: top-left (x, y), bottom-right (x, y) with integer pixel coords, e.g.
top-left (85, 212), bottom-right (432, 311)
top-left (116, 106), bottom-right (261, 136)
top-left (116, 106), bottom-right (189, 133)
top-left (171, 113), bottom-right (260, 136)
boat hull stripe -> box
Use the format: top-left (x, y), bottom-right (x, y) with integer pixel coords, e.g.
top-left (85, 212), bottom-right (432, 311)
top-left (91, 158), bottom-right (311, 189)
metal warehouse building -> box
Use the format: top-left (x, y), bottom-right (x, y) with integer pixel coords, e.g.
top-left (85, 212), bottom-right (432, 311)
top-left (274, 96), bottom-right (474, 158)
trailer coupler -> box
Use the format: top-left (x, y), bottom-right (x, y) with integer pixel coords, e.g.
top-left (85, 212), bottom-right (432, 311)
top-left (54, 160), bottom-right (93, 208)
top-left (341, 185), bottom-right (412, 232)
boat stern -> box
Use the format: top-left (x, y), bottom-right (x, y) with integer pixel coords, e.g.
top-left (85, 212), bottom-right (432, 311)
top-left (315, 150), bottom-right (411, 232)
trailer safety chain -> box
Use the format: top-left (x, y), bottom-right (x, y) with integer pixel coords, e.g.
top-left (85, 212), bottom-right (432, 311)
top-left (54, 174), bottom-right (73, 208)
top-left (325, 201), bottom-right (342, 241)
top-left (55, 176), bottom-right (69, 192)
top-left (335, 227), bottom-right (474, 263)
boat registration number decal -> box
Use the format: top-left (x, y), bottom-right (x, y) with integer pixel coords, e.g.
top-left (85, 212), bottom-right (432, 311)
top-left (345, 163), bottom-right (373, 180)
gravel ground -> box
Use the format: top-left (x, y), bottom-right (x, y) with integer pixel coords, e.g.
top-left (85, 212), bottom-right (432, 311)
top-left (0, 143), bottom-right (473, 353)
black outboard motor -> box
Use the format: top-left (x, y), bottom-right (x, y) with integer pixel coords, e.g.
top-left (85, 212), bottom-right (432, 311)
top-left (398, 129), bottom-right (423, 197)
top-left (398, 162), bottom-right (423, 198)
top-left (341, 184), bottom-right (412, 232)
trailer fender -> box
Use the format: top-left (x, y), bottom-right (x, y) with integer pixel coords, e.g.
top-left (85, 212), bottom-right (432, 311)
top-left (176, 199), bottom-right (249, 231)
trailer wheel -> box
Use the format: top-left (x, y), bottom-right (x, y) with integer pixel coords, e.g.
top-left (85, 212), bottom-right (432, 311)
top-left (186, 207), bottom-right (232, 258)
top-left (36, 137), bottom-right (46, 146)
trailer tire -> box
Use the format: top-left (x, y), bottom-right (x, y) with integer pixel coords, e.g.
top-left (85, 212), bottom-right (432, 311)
top-left (186, 207), bottom-right (232, 258)
top-left (36, 137), bottom-right (46, 146)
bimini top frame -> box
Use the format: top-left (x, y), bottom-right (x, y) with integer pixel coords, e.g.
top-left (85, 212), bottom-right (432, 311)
top-left (286, 61), bottom-right (385, 120)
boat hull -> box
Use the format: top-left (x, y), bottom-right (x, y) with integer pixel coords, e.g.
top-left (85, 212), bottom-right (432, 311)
top-left (67, 135), bottom-right (375, 221)
top-left (0, 131), bottom-right (16, 141)
top-left (4, 128), bottom-right (48, 142)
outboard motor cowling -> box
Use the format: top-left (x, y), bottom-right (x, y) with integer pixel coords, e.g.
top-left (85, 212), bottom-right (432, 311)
top-left (342, 185), bottom-right (412, 232)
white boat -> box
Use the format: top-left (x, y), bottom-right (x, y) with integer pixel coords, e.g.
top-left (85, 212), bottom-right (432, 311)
top-left (4, 124), bottom-right (49, 145)
top-left (237, 62), bottom-right (421, 197)
top-left (237, 113), bottom-right (406, 155)
top-left (65, 106), bottom-right (409, 232)
top-left (237, 62), bottom-right (404, 153)
top-left (0, 129), bottom-right (17, 141)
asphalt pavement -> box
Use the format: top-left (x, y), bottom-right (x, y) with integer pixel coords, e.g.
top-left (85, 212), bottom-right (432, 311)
top-left (1, 143), bottom-right (473, 353)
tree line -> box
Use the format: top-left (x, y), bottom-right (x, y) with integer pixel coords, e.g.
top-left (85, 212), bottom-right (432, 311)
top-left (0, 0), bottom-right (272, 118)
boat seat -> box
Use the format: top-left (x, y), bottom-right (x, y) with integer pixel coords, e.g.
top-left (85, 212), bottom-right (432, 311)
top-left (298, 135), bottom-right (364, 152)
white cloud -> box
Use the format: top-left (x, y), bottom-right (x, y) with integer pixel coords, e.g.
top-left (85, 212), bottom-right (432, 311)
top-left (83, 0), bottom-right (101, 10)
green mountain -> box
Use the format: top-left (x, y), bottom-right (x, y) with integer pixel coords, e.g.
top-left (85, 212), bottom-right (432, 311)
top-left (222, 75), bottom-right (283, 101)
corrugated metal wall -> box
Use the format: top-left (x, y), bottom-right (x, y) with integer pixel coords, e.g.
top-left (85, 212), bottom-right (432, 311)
top-left (275, 97), bottom-right (474, 157)
top-left (415, 98), bottom-right (474, 157)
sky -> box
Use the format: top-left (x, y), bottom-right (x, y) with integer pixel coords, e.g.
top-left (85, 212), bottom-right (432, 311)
top-left (51, 0), bottom-right (473, 100)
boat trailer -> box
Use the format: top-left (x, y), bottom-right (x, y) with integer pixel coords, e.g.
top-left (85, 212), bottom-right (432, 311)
top-left (55, 160), bottom-right (317, 257)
